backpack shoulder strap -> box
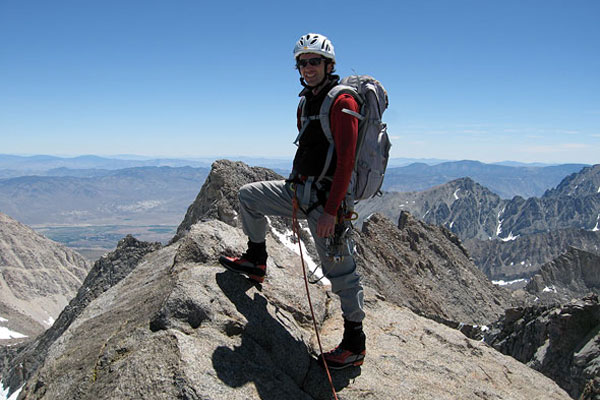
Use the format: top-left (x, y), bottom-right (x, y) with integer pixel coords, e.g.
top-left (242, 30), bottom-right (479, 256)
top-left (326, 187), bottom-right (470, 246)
top-left (313, 85), bottom-right (364, 186)
top-left (318, 85), bottom-right (364, 144)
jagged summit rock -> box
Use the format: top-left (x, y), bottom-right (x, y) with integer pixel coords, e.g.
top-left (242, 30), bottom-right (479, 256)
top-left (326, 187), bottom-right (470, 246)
top-left (2, 219), bottom-right (571, 399)
top-left (543, 164), bottom-right (600, 198)
top-left (355, 211), bottom-right (514, 326)
top-left (0, 212), bottom-right (90, 340)
top-left (171, 159), bottom-right (317, 262)
top-left (172, 159), bottom-right (283, 242)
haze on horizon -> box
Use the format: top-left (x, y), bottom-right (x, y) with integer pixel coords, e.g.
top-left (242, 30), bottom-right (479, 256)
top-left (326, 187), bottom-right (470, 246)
top-left (1, 1), bottom-right (598, 165)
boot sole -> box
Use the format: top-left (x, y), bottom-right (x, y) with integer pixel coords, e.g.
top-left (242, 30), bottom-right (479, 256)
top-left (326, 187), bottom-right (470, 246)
top-left (219, 256), bottom-right (265, 284)
top-left (319, 352), bottom-right (365, 370)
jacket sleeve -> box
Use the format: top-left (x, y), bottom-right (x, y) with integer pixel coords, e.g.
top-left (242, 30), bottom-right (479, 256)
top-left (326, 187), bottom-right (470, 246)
top-left (324, 93), bottom-right (359, 215)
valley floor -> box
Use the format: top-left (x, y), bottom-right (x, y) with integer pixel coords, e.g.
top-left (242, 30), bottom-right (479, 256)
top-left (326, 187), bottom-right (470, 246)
top-left (32, 224), bottom-right (177, 261)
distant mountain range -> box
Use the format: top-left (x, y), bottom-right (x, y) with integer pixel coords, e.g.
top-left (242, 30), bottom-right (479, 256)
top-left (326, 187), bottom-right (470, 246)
top-left (360, 164), bottom-right (600, 239)
top-left (357, 164), bottom-right (600, 280)
top-left (382, 160), bottom-right (589, 199)
top-left (0, 166), bottom-right (209, 226)
top-left (0, 154), bottom-right (595, 264)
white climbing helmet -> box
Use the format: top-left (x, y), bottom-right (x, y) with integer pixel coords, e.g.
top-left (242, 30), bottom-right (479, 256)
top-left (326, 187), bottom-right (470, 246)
top-left (293, 33), bottom-right (336, 62)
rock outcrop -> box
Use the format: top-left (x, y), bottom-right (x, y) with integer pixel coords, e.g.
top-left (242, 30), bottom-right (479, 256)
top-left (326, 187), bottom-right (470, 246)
top-left (485, 295), bottom-right (600, 399)
top-left (1, 219), bottom-right (571, 399)
top-left (0, 212), bottom-right (90, 340)
top-left (355, 211), bottom-right (514, 327)
top-left (173, 159), bottom-right (283, 240)
top-left (525, 247), bottom-right (600, 303)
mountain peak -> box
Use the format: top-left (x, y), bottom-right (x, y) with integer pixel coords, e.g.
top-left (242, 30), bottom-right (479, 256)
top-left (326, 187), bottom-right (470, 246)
top-left (172, 160), bottom-right (283, 242)
top-left (544, 164), bottom-right (600, 198)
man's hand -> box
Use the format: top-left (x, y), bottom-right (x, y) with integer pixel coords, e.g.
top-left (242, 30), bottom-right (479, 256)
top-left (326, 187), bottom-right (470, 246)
top-left (317, 212), bottom-right (337, 237)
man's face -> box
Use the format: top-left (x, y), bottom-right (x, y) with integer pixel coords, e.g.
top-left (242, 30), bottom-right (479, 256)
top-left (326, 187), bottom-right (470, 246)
top-left (298, 53), bottom-right (332, 88)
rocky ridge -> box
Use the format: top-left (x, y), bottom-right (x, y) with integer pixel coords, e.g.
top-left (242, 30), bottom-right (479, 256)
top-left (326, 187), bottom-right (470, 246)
top-left (466, 228), bottom-right (600, 280)
top-left (1, 218), bottom-right (571, 399)
top-left (355, 211), bottom-right (514, 326)
top-left (0, 212), bottom-right (90, 339)
top-left (0, 235), bottom-right (161, 394)
top-left (525, 247), bottom-right (600, 303)
top-left (2, 161), bottom-right (580, 400)
top-left (0, 160), bottom-right (574, 399)
top-left (485, 295), bottom-right (600, 399)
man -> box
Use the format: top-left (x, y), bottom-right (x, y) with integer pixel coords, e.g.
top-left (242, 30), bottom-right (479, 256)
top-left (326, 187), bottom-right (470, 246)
top-left (219, 33), bottom-right (365, 370)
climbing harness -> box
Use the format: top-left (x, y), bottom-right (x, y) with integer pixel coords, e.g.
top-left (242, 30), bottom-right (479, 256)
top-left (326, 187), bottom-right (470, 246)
top-left (288, 180), bottom-right (357, 284)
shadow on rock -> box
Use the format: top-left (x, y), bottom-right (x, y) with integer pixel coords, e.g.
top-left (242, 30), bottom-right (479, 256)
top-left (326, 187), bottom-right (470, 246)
top-left (212, 271), bottom-right (359, 399)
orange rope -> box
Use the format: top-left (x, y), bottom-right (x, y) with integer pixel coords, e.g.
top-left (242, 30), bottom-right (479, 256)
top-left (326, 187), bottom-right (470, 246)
top-left (291, 195), bottom-right (339, 400)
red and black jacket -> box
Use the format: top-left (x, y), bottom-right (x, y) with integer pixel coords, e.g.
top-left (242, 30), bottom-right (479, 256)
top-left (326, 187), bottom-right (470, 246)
top-left (294, 77), bottom-right (360, 216)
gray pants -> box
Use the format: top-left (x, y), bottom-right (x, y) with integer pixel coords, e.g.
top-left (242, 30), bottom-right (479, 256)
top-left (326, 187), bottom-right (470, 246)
top-left (238, 180), bottom-right (365, 323)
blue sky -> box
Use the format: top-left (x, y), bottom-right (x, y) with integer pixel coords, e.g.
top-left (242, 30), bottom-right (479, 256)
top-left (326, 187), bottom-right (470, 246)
top-left (1, 0), bottom-right (598, 164)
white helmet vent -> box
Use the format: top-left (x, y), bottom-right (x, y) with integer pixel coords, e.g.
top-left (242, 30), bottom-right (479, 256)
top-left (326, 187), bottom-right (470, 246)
top-left (293, 33), bottom-right (336, 62)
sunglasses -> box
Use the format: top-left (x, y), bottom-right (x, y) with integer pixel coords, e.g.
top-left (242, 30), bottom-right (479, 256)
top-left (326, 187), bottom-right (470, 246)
top-left (296, 57), bottom-right (325, 68)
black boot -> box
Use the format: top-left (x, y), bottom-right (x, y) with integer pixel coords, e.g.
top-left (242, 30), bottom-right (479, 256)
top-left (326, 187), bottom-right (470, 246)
top-left (219, 241), bottom-right (268, 283)
top-left (319, 319), bottom-right (366, 370)
top-left (340, 319), bottom-right (366, 353)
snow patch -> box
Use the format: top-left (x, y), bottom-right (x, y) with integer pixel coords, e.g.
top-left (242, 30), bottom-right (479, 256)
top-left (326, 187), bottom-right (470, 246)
top-left (0, 327), bottom-right (27, 340)
top-left (592, 213), bottom-right (600, 232)
top-left (597, 186), bottom-right (600, 193)
top-left (1, 316), bottom-right (27, 339)
top-left (45, 316), bottom-right (55, 327)
top-left (543, 286), bottom-right (557, 293)
top-left (449, 221), bottom-right (454, 229)
top-left (453, 188), bottom-right (460, 200)
top-left (496, 207), bottom-right (506, 236)
top-left (269, 225), bottom-right (331, 286)
top-left (1, 382), bottom-right (23, 400)
top-left (500, 232), bottom-right (520, 242)
top-left (492, 278), bottom-right (528, 286)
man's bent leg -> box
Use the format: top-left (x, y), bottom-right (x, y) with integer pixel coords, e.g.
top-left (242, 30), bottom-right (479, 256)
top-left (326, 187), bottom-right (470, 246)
top-left (238, 180), bottom-right (295, 243)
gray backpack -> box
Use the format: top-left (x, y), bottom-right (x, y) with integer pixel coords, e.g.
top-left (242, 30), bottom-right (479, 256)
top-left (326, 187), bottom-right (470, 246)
top-left (297, 75), bottom-right (391, 202)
